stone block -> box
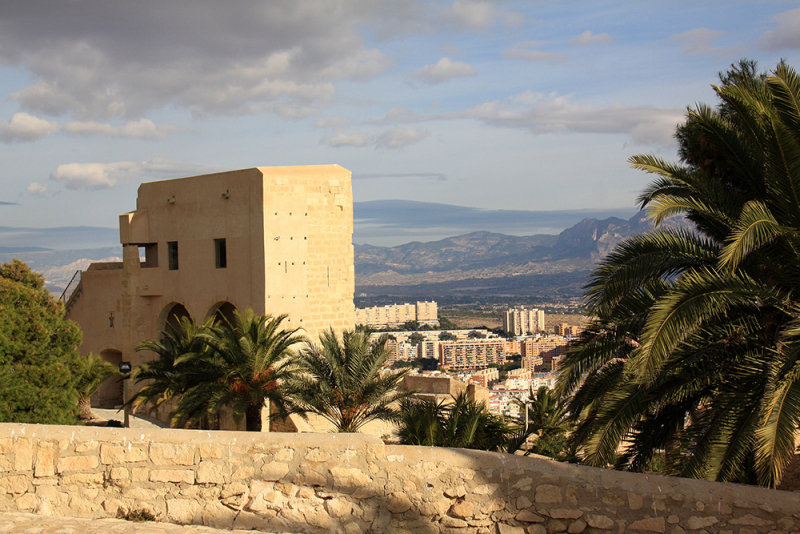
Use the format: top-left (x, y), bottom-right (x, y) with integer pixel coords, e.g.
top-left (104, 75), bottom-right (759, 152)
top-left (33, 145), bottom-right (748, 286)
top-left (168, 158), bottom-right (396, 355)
top-left (498, 523), bottom-right (526, 534)
top-left (628, 492), bottom-right (644, 510)
top-left (33, 442), bottom-right (56, 478)
top-left (445, 485), bottom-right (466, 498)
top-left (262, 461), bottom-right (290, 481)
top-left (0, 438), bottom-right (13, 454)
top-left (387, 492), bottom-right (412, 514)
top-left (535, 484), bottom-right (562, 504)
top-left (728, 515), bottom-right (774, 527)
top-left (686, 516), bottom-right (718, 530)
top-left (449, 500), bottom-right (474, 519)
top-left (517, 495), bottom-right (533, 509)
top-left (149, 443), bottom-right (195, 466)
top-left (60, 472), bottom-right (104, 485)
top-left (325, 497), bottom-right (353, 518)
top-left (14, 493), bottom-right (37, 511)
top-left (628, 516), bottom-right (666, 533)
top-left (202, 500), bottom-right (236, 529)
top-left (14, 439), bottom-right (33, 471)
top-left (196, 461), bottom-right (226, 484)
top-left (586, 514), bottom-right (614, 529)
top-left (167, 498), bottom-right (203, 524)
top-left (516, 510), bottom-right (545, 523)
top-left (199, 443), bottom-right (225, 459)
top-left (330, 466), bottom-right (372, 491)
top-left (231, 467), bottom-right (254, 480)
top-left (100, 443), bottom-right (147, 464)
top-left (568, 520), bottom-right (586, 534)
top-left (57, 455), bottom-right (99, 473)
top-left (528, 525), bottom-right (547, 534)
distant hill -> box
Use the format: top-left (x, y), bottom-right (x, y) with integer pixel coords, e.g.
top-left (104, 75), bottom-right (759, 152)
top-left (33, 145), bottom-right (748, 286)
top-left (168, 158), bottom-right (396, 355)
top-left (355, 210), bottom-right (689, 298)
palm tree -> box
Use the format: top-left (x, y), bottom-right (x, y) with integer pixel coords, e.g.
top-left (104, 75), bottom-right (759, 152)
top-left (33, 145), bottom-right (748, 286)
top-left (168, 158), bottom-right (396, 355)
top-left (289, 329), bottom-right (412, 432)
top-left (75, 352), bottom-right (120, 420)
top-left (398, 392), bottom-right (513, 451)
top-left (128, 315), bottom-right (212, 422)
top-left (559, 60), bottom-right (800, 487)
top-left (130, 310), bottom-right (303, 431)
top-left (178, 309), bottom-right (304, 431)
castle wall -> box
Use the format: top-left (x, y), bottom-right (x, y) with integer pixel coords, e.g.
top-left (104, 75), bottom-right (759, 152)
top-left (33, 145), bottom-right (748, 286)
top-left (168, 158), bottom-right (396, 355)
top-left (0, 423), bottom-right (798, 533)
top-left (69, 165), bottom-right (355, 426)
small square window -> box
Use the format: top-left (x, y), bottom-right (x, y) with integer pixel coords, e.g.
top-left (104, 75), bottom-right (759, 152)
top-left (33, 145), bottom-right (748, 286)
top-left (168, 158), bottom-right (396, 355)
top-left (139, 243), bottom-right (158, 268)
top-left (168, 241), bottom-right (179, 270)
top-left (215, 238), bottom-right (227, 268)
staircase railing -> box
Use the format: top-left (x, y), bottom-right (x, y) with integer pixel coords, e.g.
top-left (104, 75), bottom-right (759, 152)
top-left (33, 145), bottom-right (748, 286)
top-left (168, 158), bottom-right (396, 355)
top-left (59, 270), bottom-right (83, 313)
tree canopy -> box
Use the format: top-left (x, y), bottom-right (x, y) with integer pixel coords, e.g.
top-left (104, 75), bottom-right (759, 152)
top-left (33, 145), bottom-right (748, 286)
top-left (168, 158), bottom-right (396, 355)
top-left (0, 260), bottom-right (83, 424)
top-left (559, 60), bottom-right (800, 487)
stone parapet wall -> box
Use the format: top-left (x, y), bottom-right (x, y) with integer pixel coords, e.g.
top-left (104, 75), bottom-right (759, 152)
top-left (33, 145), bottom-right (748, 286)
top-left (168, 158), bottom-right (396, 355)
top-left (0, 423), bottom-right (798, 533)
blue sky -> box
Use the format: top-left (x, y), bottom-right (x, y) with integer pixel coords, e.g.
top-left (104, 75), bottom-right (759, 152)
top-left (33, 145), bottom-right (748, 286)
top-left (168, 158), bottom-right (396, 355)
top-left (1, 1), bottom-right (798, 245)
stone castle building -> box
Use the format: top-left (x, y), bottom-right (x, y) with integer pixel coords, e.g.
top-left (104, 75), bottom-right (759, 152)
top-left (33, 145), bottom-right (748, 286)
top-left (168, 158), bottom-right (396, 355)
top-left (65, 165), bottom-right (355, 422)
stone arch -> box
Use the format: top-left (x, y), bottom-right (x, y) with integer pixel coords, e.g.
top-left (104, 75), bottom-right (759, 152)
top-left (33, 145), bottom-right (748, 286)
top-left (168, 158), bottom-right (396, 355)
top-left (159, 302), bottom-right (192, 335)
top-left (207, 301), bottom-right (237, 328)
top-left (95, 349), bottom-right (124, 408)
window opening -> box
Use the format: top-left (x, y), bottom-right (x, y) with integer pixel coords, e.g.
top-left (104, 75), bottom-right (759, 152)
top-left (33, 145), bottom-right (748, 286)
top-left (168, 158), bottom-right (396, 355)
top-left (215, 238), bottom-right (227, 269)
top-left (139, 244), bottom-right (158, 268)
top-left (168, 241), bottom-right (179, 270)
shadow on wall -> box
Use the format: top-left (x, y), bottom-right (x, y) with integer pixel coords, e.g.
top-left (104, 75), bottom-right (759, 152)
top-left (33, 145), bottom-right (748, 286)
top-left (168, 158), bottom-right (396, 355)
top-left (0, 424), bottom-right (797, 533)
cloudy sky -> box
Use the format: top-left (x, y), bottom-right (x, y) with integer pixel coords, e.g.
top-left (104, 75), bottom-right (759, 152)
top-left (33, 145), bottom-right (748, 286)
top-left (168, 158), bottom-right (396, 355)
top-left (1, 1), bottom-right (798, 245)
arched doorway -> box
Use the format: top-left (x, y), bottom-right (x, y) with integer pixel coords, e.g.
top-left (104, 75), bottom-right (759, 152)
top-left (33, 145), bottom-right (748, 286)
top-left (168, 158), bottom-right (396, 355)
top-left (95, 349), bottom-right (124, 408)
top-left (208, 302), bottom-right (237, 328)
top-left (162, 303), bottom-right (191, 335)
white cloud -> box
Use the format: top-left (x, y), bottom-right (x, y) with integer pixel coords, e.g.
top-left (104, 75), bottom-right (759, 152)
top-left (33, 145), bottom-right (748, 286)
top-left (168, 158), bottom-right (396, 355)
top-left (672, 28), bottom-right (727, 55)
top-left (27, 182), bottom-right (48, 196)
top-left (412, 57), bottom-right (477, 84)
top-left (502, 42), bottom-right (567, 63)
top-left (761, 7), bottom-right (800, 50)
top-left (447, 1), bottom-right (496, 29)
top-left (376, 127), bottom-right (429, 148)
top-left (321, 133), bottom-right (372, 147)
top-left (62, 119), bottom-right (178, 139)
top-left (372, 91), bottom-right (684, 147)
top-left (0, 112), bottom-right (58, 143)
top-left (50, 159), bottom-right (218, 190)
top-left (569, 31), bottom-right (612, 46)
top-left (460, 91), bottom-right (684, 147)
top-left (0, 2), bottom-right (398, 120)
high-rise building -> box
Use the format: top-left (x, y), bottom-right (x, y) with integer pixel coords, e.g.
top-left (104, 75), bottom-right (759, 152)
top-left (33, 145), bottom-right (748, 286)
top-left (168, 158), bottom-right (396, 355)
top-left (355, 301), bottom-right (438, 328)
top-left (502, 306), bottom-right (545, 336)
top-left (438, 339), bottom-right (505, 370)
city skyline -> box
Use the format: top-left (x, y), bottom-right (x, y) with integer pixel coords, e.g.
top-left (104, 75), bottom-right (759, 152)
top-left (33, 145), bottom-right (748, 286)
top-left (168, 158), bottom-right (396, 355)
top-left (1, 1), bottom-right (798, 243)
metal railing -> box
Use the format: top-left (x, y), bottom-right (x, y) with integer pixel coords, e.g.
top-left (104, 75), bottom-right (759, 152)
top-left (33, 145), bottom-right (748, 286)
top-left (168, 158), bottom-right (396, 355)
top-left (59, 270), bottom-right (82, 303)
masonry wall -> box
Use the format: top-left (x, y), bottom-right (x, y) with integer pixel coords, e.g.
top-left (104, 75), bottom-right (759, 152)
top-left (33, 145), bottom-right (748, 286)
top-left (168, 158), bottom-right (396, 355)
top-left (1, 424), bottom-right (798, 534)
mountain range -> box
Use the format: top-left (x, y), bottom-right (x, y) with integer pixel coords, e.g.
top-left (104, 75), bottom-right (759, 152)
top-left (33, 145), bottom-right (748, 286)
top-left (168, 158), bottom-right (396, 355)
top-left (1, 204), bottom-right (682, 299)
top-left (354, 210), bottom-right (687, 298)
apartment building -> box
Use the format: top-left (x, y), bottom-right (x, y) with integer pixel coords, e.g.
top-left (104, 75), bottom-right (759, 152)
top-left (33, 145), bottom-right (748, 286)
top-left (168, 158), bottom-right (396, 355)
top-left (355, 301), bottom-right (438, 328)
top-left (521, 335), bottom-right (570, 372)
top-left (438, 339), bottom-right (505, 370)
top-left (502, 306), bottom-right (545, 336)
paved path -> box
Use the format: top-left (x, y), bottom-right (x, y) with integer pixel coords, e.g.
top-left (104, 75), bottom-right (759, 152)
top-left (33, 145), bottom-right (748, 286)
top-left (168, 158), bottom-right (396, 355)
top-left (87, 409), bottom-right (168, 429)
top-left (0, 512), bottom-right (293, 533)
